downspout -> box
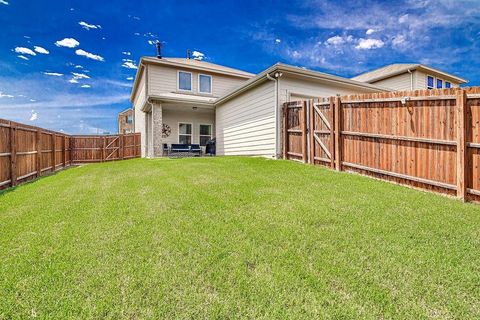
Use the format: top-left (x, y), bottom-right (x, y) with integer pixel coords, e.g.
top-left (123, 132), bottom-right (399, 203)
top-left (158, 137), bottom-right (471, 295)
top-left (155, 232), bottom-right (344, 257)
top-left (407, 69), bottom-right (413, 90)
top-left (266, 72), bottom-right (282, 158)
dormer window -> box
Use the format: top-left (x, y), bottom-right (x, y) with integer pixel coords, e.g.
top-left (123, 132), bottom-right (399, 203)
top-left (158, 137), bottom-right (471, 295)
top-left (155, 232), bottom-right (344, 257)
top-left (199, 74), bottom-right (212, 94)
top-left (178, 71), bottom-right (192, 91)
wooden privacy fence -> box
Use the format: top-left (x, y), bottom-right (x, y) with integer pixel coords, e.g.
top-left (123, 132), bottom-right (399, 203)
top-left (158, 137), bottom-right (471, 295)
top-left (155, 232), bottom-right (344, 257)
top-left (0, 119), bottom-right (140, 189)
top-left (283, 87), bottom-right (480, 202)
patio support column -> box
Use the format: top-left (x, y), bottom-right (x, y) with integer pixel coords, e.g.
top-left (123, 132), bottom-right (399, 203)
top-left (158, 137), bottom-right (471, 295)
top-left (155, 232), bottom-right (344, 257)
top-left (152, 101), bottom-right (163, 157)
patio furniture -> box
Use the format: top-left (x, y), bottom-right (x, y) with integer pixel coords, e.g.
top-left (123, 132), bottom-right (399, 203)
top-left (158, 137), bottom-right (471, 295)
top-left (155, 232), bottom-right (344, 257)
top-left (169, 144), bottom-right (202, 157)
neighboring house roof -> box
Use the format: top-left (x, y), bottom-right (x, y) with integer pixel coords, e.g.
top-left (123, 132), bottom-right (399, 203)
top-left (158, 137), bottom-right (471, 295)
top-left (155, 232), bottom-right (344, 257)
top-left (351, 63), bottom-right (468, 84)
top-left (215, 63), bottom-right (390, 105)
top-left (118, 108), bottom-right (133, 115)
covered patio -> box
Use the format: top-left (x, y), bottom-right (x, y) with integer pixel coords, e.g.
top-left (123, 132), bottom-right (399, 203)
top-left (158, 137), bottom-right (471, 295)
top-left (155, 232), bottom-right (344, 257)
top-left (143, 93), bottom-right (215, 157)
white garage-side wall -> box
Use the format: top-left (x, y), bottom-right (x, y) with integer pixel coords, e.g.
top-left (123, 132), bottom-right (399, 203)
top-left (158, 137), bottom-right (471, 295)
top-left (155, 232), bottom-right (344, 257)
top-left (370, 72), bottom-right (413, 91)
top-left (216, 80), bottom-right (276, 157)
top-left (133, 70), bottom-right (147, 157)
top-left (278, 74), bottom-right (381, 104)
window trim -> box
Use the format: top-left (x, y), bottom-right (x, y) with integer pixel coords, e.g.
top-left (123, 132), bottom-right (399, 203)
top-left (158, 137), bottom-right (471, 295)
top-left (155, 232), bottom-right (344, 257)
top-left (198, 74), bottom-right (213, 94)
top-left (177, 71), bottom-right (193, 92)
top-left (436, 78), bottom-right (443, 89)
top-left (426, 75), bottom-right (434, 89)
top-left (178, 122), bottom-right (193, 144)
top-left (199, 123), bottom-right (213, 146)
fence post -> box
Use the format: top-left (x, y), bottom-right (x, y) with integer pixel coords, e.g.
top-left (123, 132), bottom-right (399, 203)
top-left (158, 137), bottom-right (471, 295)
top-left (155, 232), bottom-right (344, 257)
top-left (120, 134), bottom-right (124, 160)
top-left (301, 101), bottom-right (308, 163)
top-left (329, 98), bottom-right (336, 169)
top-left (63, 136), bottom-right (67, 167)
top-left (334, 95), bottom-right (342, 171)
top-left (309, 100), bottom-right (315, 164)
top-left (36, 129), bottom-right (41, 177)
top-left (51, 133), bottom-right (56, 172)
top-left (102, 137), bottom-right (106, 162)
top-left (10, 122), bottom-right (17, 187)
top-left (456, 89), bottom-right (468, 200)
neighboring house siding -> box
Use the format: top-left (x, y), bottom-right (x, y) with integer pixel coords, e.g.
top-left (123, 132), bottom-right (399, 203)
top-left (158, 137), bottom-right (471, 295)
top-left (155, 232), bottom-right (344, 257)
top-left (133, 72), bottom-right (147, 156)
top-left (216, 81), bottom-right (276, 157)
top-left (147, 64), bottom-right (248, 97)
top-left (370, 72), bottom-right (413, 91)
top-left (161, 109), bottom-right (215, 145)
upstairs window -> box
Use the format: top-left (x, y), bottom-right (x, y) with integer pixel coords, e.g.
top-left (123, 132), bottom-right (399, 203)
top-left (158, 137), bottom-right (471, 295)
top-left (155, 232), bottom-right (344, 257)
top-left (198, 74), bottom-right (212, 94)
top-left (436, 78), bottom-right (443, 89)
top-left (126, 115), bottom-right (133, 124)
top-left (178, 71), bottom-right (192, 91)
top-left (445, 81), bottom-right (451, 88)
top-left (427, 75), bottom-right (434, 89)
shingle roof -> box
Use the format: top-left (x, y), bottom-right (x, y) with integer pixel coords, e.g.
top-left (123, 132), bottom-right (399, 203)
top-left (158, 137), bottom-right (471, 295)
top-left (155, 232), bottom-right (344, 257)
top-left (351, 64), bottom-right (419, 82)
top-left (141, 57), bottom-right (255, 78)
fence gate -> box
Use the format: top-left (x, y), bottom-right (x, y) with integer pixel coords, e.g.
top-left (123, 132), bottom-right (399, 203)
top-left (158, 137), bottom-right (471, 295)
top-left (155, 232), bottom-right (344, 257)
top-left (309, 100), bottom-right (335, 168)
top-left (283, 101), bottom-right (307, 162)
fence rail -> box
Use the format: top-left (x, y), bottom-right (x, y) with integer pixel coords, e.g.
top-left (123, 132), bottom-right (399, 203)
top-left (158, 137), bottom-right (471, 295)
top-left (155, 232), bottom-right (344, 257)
top-left (0, 118), bottom-right (140, 189)
top-left (282, 87), bottom-right (480, 202)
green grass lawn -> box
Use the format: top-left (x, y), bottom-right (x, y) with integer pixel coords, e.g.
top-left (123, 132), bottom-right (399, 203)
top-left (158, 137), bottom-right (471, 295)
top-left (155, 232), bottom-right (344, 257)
top-left (1, 157), bottom-right (479, 319)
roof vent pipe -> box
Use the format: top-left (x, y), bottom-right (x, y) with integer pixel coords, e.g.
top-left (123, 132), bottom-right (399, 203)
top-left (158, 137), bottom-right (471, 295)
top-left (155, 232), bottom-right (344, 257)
top-left (156, 41), bottom-right (162, 59)
top-left (187, 49), bottom-right (191, 59)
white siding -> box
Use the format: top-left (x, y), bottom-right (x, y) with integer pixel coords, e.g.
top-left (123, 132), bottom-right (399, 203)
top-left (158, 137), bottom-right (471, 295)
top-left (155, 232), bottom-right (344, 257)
top-left (133, 71), bottom-right (147, 157)
top-left (162, 109), bottom-right (215, 145)
top-left (216, 81), bottom-right (276, 157)
top-left (370, 72), bottom-right (413, 91)
top-left (148, 64), bottom-right (248, 97)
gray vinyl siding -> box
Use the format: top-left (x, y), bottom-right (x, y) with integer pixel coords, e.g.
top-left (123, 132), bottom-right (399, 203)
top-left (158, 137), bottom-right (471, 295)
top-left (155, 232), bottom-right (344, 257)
top-left (147, 64), bottom-right (248, 97)
top-left (216, 81), bottom-right (276, 157)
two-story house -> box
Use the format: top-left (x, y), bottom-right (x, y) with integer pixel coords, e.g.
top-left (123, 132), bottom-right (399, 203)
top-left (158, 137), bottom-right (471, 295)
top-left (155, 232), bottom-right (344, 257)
top-left (130, 56), bottom-right (467, 158)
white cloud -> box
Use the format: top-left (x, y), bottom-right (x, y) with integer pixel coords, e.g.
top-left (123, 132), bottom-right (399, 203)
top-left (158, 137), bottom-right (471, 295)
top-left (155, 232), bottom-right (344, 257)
top-left (74, 65), bottom-right (83, 69)
top-left (71, 72), bottom-right (90, 79)
top-left (392, 34), bottom-right (407, 48)
top-left (275, 39), bottom-right (281, 43)
top-left (44, 72), bottom-right (63, 76)
top-left (68, 79), bottom-right (79, 84)
top-left (126, 77), bottom-right (134, 81)
top-left (366, 28), bottom-right (376, 35)
top-left (34, 46), bottom-right (49, 54)
top-left (326, 35), bottom-right (345, 46)
top-left (17, 55), bottom-right (29, 60)
top-left (192, 51), bottom-right (205, 61)
top-left (75, 49), bottom-right (104, 61)
top-left (121, 61), bottom-right (138, 69)
top-left (398, 14), bottom-right (409, 23)
top-left (29, 110), bottom-right (38, 121)
top-left (0, 0), bottom-right (8, 5)
top-left (80, 85), bottom-right (91, 88)
top-left (55, 38), bottom-right (80, 48)
top-left (15, 47), bottom-right (36, 56)
top-left (29, 99), bottom-right (36, 102)
top-left (0, 92), bottom-right (14, 98)
top-left (147, 40), bottom-right (156, 45)
top-left (79, 21), bottom-right (101, 30)
top-left (355, 38), bottom-right (385, 50)
top-left (122, 51), bottom-right (131, 55)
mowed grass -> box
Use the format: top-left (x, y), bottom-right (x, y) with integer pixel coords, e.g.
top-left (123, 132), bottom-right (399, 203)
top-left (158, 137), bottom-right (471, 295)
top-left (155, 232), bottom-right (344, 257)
top-left (0, 157), bottom-right (479, 319)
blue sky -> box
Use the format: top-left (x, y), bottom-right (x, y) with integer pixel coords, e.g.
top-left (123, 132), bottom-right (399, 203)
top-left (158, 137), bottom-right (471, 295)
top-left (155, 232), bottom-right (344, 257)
top-left (1, 0), bottom-right (479, 134)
